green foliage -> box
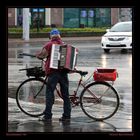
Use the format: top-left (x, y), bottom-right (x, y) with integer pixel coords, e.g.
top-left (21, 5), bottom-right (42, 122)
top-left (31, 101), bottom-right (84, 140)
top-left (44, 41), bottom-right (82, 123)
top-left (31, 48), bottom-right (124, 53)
top-left (8, 27), bottom-right (108, 33)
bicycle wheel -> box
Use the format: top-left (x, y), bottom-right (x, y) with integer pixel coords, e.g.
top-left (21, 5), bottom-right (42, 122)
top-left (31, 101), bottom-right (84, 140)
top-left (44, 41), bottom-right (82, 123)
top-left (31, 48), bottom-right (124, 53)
top-left (16, 78), bottom-right (46, 117)
top-left (80, 81), bottom-right (119, 121)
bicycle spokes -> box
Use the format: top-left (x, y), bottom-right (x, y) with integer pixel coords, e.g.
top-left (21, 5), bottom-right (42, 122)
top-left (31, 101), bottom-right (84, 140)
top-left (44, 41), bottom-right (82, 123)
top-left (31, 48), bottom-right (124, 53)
top-left (80, 82), bottom-right (119, 121)
top-left (16, 78), bottom-right (46, 117)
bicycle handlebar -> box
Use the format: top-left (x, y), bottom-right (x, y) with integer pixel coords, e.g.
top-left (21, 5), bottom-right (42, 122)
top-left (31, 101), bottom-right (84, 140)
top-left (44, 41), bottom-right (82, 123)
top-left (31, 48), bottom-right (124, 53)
top-left (18, 53), bottom-right (45, 61)
top-left (18, 53), bottom-right (36, 58)
top-left (19, 68), bottom-right (28, 71)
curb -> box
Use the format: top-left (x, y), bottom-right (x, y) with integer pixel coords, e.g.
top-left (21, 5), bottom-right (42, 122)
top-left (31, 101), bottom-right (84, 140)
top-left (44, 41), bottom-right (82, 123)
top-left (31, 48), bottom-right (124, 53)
top-left (8, 36), bottom-right (101, 44)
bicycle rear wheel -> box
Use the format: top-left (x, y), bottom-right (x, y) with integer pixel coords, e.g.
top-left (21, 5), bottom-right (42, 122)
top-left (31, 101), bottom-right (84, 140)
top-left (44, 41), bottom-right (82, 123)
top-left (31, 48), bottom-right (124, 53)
top-left (16, 78), bottom-right (46, 117)
top-left (80, 81), bottom-right (119, 121)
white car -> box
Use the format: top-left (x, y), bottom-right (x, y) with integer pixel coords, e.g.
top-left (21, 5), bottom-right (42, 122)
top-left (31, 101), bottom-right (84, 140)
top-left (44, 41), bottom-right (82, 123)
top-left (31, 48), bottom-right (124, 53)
top-left (101, 21), bottom-right (132, 53)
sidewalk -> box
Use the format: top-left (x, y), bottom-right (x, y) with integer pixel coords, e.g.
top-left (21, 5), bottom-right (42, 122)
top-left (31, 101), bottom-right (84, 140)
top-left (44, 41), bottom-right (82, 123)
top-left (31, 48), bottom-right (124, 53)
top-left (8, 36), bottom-right (101, 44)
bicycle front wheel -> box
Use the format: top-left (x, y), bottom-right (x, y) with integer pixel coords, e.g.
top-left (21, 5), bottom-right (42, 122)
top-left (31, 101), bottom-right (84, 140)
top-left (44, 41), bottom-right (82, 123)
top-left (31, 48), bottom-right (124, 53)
top-left (80, 81), bottom-right (119, 121)
top-left (16, 78), bottom-right (46, 117)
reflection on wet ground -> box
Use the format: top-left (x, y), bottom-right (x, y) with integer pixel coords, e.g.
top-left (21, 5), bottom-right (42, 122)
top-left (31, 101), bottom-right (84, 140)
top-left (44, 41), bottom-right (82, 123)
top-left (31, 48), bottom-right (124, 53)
top-left (8, 120), bottom-right (118, 132)
top-left (8, 97), bottom-right (132, 132)
top-left (8, 98), bottom-right (119, 132)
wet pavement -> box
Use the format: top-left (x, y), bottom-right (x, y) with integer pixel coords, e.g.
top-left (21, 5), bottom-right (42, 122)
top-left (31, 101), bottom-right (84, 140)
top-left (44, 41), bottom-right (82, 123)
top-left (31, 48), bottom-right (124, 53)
top-left (7, 37), bottom-right (133, 134)
top-left (8, 98), bottom-right (119, 133)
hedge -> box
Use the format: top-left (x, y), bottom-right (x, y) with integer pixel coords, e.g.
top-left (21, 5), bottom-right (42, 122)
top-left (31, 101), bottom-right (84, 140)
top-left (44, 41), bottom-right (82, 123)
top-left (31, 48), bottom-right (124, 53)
top-left (8, 27), bottom-right (108, 33)
top-left (8, 27), bottom-right (107, 38)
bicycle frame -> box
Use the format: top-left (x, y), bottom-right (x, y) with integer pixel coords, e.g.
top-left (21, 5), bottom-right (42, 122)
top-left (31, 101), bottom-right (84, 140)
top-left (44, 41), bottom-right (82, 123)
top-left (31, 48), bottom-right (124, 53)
top-left (27, 71), bottom-right (92, 107)
top-left (54, 72), bottom-right (96, 107)
top-left (25, 67), bottom-right (115, 108)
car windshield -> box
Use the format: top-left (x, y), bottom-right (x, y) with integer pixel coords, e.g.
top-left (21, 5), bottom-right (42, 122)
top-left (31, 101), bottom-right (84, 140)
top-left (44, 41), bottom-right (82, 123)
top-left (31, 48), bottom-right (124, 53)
top-left (110, 22), bottom-right (132, 32)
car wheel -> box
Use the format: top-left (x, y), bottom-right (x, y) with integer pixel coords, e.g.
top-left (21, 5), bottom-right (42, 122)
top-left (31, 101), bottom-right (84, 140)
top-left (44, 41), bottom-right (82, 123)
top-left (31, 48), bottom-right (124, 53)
top-left (104, 49), bottom-right (110, 53)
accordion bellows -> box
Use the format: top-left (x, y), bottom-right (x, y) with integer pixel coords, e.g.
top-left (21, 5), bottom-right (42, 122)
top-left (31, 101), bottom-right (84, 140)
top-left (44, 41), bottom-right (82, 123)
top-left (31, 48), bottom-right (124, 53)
top-left (50, 44), bottom-right (78, 70)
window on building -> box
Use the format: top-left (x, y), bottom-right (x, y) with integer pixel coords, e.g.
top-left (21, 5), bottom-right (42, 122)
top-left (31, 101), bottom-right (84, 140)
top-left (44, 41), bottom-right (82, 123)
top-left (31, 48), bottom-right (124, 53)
top-left (30, 8), bottom-right (45, 28)
top-left (17, 8), bottom-right (23, 26)
top-left (80, 8), bottom-right (95, 27)
top-left (63, 8), bottom-right (79, 28)
top-left (63, 8), bottom-right (111, 28)
top-left (119, 8), bottom-right (132, 22)
top-left (80, 8), bottom-right (87, 27)
top-left (95, 8), bottom-right (111, 27)
top-left (88, 8), bottom-right (95, 27)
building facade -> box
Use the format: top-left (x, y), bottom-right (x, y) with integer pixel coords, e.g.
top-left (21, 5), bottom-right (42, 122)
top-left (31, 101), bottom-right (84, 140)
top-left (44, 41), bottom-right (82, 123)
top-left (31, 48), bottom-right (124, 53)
top-left (8, 8), bottom-right (132, 28)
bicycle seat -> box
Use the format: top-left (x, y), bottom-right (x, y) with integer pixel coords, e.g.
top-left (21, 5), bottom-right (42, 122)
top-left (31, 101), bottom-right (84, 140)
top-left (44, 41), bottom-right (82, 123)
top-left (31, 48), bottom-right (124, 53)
top-left (80, 71), bottom-right (88, 76)
top-left (75, 70), bottom-right (88, 76)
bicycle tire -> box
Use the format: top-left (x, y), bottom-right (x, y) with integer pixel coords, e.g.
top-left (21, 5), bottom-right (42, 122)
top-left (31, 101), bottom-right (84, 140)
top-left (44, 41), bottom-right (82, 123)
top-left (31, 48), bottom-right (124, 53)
top-left (80, 81), bottom-right (120, 121)
top-left (16, 78), bottom-right (46, 117)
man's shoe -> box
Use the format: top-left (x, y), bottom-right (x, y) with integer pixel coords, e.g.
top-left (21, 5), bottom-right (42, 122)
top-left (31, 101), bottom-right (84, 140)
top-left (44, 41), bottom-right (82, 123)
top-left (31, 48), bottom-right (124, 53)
top-left (39, 116), bottom-right (52, 122)
top-left (59, 117), bottom-right (71, 122)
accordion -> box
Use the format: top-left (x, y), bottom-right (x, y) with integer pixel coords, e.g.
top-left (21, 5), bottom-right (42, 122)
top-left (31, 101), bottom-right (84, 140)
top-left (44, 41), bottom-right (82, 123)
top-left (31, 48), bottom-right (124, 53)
top-left (50, 44), bottom-right (78, 70)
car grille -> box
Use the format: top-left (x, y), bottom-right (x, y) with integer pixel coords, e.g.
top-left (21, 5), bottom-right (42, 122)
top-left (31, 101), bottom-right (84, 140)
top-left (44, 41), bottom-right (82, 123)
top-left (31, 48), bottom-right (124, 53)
top-left (106, 44), bottom-right (126, 47)
top-left (108, 37), bottom-right (125, 41)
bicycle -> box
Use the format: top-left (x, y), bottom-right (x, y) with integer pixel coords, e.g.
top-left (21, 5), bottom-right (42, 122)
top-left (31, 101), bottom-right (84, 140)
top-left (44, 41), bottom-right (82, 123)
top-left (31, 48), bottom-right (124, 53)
top-left (16, 53), bottom-right (120, 121)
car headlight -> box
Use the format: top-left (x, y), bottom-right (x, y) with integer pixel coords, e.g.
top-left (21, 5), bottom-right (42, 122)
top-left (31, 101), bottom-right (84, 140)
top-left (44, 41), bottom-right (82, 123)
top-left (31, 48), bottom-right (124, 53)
top-left (125, 36), bottom-right (132, 40)
top-left (102, 36), bottom-right (108, 41)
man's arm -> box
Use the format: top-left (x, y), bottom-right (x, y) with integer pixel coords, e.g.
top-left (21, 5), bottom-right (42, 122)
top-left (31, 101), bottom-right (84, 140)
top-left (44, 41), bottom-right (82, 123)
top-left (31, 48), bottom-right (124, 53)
top-left (36, 48), bottom-right (48, 59)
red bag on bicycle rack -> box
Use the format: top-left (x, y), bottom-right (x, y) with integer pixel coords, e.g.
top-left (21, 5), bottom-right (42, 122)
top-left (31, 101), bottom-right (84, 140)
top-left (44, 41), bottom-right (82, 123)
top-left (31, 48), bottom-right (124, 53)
top-left (93, 68), bottom-right (118, 81)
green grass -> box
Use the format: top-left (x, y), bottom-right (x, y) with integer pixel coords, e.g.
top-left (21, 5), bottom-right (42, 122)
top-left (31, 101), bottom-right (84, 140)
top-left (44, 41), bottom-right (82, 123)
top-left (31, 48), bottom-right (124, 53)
top-left (8, 27), bottom-right (109, 33)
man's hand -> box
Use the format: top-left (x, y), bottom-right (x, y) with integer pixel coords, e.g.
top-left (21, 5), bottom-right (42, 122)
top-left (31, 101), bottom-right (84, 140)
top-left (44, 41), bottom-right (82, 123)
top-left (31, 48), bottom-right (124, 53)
top-left (36, 53), bottom-right (43, 60)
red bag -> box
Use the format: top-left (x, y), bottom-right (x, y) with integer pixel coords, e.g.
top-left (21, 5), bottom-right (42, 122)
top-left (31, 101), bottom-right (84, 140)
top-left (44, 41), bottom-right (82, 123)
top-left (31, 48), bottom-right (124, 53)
top-left (93, 68), bottom-right (118, 81)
